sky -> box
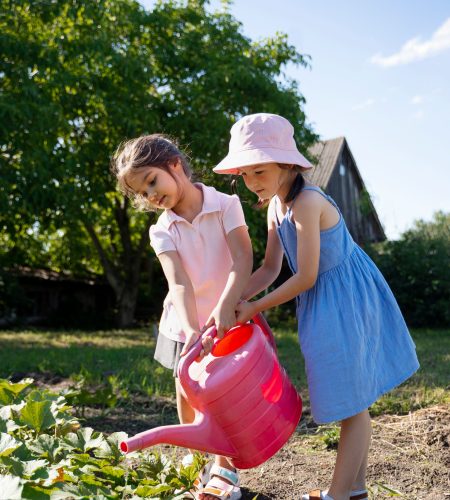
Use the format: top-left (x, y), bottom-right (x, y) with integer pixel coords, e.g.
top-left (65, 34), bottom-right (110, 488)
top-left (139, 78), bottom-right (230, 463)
top-left (139, 0), bottom-right (450, 239)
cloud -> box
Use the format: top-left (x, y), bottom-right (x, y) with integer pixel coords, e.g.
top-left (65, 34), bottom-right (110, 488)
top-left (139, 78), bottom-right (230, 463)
top-left (411, 95), bottom-right (424, 105)
top-left (371, 17), bottom-right (450, 67)
top-left (352, 98), bottom-right (375, 111)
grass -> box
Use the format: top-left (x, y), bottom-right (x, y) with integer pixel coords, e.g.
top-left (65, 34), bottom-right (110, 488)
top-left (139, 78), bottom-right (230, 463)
top-left (0, 325), bottom-right (449, 415)
top-left (0, 327), bottom-right (174, 396)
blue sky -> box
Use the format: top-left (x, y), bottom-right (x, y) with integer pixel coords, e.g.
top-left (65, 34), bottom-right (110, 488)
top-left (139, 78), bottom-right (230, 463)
top-left (139, 0), bottom-right (450, 239)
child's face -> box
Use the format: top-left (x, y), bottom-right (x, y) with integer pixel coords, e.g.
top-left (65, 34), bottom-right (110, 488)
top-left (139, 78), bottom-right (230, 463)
top-left (239, 163), bottom-right (289, 200)
top-left (126, 164), bottom-right (181, 210)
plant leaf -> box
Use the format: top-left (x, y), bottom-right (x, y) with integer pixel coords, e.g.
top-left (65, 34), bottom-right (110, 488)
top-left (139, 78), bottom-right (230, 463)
top-left (0, 433), bottom-right (21, 456)
top-left (0, 474), bottom-right (24, 500)
top-left (0, 379), bottom-right (33, 406)
top-left (63, 427), bottom-right (105, 452)
top-left (19, 399), bottom-right (56, 433)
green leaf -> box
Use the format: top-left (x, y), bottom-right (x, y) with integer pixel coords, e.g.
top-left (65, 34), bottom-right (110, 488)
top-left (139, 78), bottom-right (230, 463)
top-left (98, 464), bottom-right (125, 481)
top-left (20, 482), bottom-right (52, 500)
top-left (0, 474), bottom-right (23, 500)
top-left (21, 459), bottom-right (48, 478)
top-left (135, 483), bottom-right (174, 497)
top-left (63, 427), bottom-right (105, 453)
top-left (0, 433), bottom-right (21, 456)
top-left (19, 399), bottom-right (56, 433)
top-left (94, 431), bottom-right (127, 462)
top-left (27, 434), bottom-right (60, 462)
top-left (0, 379), bottom-right (33, 406)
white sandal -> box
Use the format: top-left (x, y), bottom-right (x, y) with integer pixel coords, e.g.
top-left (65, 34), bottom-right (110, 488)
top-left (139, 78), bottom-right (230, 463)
top-left (301, 489), bottom-right (368, 500)
top-left (198, 464), bottom-right (242, 500)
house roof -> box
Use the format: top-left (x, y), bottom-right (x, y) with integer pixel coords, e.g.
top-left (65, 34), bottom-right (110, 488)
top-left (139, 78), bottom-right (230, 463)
top-left (307, 136), bottom-right (346, 187)
top-left (8, 266), bottom-right (102, 286)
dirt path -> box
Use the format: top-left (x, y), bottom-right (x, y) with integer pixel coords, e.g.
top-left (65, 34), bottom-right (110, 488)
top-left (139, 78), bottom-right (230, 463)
top-left (238, 405), bottom-right (449, 499)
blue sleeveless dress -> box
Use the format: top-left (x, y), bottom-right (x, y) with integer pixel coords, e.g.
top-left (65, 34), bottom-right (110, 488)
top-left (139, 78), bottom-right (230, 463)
top-left (276, 186), bottom-right (419, 424)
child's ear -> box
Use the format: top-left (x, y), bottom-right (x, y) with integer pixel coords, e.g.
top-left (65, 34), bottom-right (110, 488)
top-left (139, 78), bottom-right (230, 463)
top-left (169, 158), bottom-right (182, 171)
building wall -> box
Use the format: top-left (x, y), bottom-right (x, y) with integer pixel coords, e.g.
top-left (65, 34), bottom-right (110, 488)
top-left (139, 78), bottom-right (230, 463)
top-left (326, 147), bottom-right (384, 244)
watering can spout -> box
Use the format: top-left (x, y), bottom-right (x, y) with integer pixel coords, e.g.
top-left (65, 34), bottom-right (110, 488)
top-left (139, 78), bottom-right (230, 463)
top-left (120, 412), bottom-right (236, 457)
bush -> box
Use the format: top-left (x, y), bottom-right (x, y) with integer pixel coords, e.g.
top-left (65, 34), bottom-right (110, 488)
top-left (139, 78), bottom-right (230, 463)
top-left (367, 211), bottom-right (450, 328)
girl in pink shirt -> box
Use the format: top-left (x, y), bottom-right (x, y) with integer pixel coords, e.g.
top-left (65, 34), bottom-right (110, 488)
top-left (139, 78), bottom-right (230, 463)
top-left (112, 134), bottom-right (252, 500)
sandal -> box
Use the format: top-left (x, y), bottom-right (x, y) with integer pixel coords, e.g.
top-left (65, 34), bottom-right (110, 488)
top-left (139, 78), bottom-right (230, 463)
top-left (198, 464), bottom-right (242, 500)
top-left (177, 454), bottom-right (212, 498)
top-left (302, 489), bottom-right (368, 500)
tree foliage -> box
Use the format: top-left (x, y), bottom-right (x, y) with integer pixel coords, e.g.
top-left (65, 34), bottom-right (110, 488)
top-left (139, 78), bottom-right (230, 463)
top-left (367, 211), bottom-right (450, 328)
top-left (0, 0), bottom-right (316, 325)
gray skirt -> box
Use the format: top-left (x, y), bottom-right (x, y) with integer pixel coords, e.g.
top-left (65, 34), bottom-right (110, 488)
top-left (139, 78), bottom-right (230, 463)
top-left (154, 333), bottom-right (184, 377)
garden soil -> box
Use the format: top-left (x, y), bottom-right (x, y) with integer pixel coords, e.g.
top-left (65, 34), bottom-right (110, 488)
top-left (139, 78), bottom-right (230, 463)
top-left (33, 373), bottom-right (450, 499)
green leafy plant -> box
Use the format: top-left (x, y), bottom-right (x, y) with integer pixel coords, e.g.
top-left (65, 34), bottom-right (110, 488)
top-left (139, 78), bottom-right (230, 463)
top-left (313, 425), bottom-right (340, 450)
top-left (64, 375), bottom-right (120, 418)
top-left (0, 378), bottom-right (206, 498)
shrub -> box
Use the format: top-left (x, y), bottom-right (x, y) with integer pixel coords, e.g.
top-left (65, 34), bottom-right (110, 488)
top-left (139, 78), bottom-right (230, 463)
top-left (367, 211), bottom-right (450, 328)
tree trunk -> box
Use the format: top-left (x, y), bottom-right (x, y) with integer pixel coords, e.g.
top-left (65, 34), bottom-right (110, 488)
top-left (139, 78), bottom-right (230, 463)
top-left (116, 284), bottom-right (140, 328)
top-left (84, 201), bottom-right (153, 327)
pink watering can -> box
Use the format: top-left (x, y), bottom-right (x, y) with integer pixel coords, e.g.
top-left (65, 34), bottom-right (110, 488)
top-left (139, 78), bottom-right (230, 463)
top-left (120, 314), bottom-right (302, 469)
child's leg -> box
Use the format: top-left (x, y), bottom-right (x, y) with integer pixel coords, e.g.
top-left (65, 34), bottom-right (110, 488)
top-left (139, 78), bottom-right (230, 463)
top-left (352, 440), bottom-right (369, 492)
top-left (327, 409), bottom-right (371, 500)
top-left (175, 378), bottom-right (195, 424)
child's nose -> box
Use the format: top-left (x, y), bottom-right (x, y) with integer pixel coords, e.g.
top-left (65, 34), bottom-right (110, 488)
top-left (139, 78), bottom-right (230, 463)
top-left (148, 191), bottom-right (158, 202)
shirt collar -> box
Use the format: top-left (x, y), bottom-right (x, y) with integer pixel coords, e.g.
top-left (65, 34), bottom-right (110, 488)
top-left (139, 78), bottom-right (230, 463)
top-left (164, 183), bottom-right (221, 226)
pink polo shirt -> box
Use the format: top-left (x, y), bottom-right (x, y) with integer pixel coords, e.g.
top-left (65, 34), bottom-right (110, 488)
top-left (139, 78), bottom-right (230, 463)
top-left (149, 183), bottom-right (248, 342)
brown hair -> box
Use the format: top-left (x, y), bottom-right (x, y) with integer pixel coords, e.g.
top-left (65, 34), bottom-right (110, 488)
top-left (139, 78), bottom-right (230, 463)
top-left (111, 134), bottom-right (192, 211)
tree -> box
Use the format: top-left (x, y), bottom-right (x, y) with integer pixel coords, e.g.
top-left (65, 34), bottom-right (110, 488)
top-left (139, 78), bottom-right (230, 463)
top-left (0, 0), bottom-right (316, 326)
top-left (367, 212), bottom-right (450, 328)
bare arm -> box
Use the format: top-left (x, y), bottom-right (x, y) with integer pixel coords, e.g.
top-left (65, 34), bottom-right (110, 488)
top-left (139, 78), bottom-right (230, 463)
top-left (242, 199), bottom-right (284, 300)
top-left (236, 192), bottom-right (321, 322)
top-left (204, 225), bottom-right (253, 337)
top-left (158, 251), bottom-right (207, 355)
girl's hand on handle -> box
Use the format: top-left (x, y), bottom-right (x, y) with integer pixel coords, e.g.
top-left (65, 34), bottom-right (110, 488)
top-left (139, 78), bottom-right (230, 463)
top-left (203, 303), bottom-right (237, 339)
top-left (180, 331), bottom-right (214, 358)
top-left (236, 300), bottom-right (258, 324)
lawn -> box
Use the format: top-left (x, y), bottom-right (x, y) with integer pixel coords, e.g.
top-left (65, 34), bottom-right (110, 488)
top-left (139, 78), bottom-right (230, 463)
top-left (1, 325), bottom-right (449, 415)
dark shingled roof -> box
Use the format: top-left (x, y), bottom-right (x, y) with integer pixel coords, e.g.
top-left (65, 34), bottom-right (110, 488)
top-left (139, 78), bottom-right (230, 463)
top-left (307, 137), bottom-right (345, 187)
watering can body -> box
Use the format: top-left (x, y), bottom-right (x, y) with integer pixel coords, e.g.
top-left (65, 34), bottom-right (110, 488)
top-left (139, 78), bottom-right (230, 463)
top-left (120, 314), bottom-right (302, 469)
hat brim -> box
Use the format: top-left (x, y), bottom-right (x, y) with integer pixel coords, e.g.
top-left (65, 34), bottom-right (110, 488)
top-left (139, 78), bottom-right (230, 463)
top-left (213, 147), bottom-right (313, 175)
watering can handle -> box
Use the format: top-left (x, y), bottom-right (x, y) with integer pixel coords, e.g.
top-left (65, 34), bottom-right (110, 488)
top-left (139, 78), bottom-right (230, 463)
top-left (252, 312), bottom-right (277, 352)
top-left (178, 313), bottom-right (276, 379)
top-left (178, 325), bottom-right (217, 382)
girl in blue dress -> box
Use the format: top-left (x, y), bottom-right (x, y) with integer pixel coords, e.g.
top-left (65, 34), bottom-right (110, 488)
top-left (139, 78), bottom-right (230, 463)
top-left (214, 113), bottom-right (419, 500)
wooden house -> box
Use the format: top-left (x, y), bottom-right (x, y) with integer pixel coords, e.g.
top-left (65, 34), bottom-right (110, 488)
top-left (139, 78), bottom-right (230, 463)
top-left (308, 137), bottom-right (385, 244)
top-left (1, 266), bottom-right (115, 327)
